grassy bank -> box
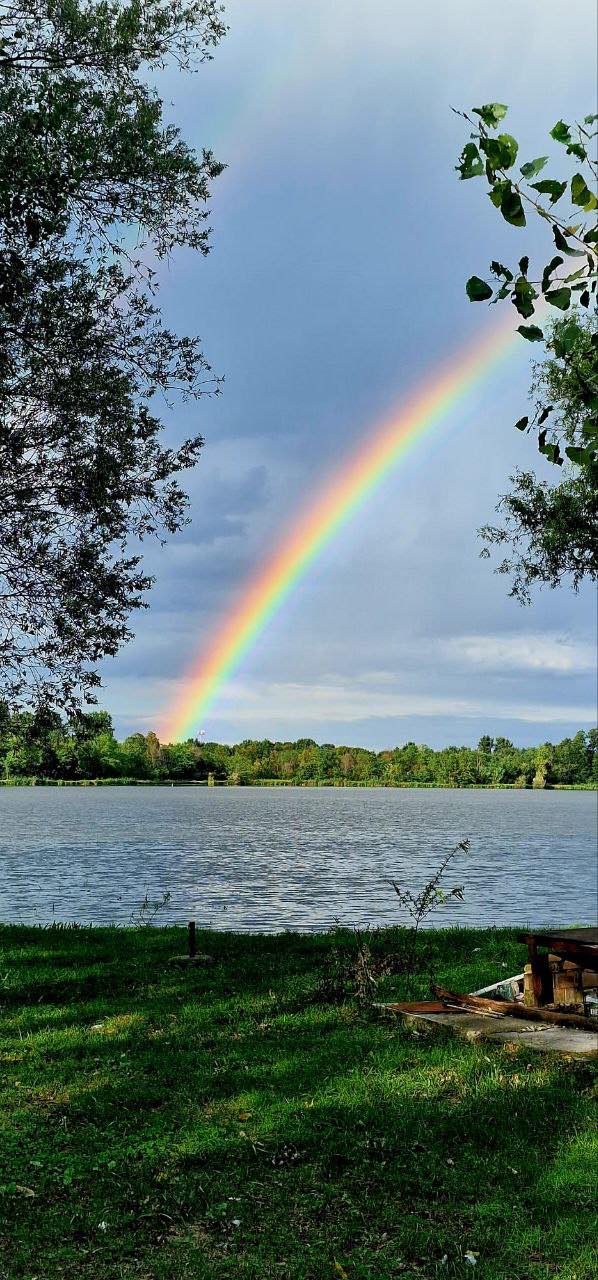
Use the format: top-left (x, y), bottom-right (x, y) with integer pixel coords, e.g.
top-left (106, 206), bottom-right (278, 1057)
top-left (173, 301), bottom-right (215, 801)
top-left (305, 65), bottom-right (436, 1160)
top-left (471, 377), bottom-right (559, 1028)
top-left (0, 925), bottom-right (596, 1279)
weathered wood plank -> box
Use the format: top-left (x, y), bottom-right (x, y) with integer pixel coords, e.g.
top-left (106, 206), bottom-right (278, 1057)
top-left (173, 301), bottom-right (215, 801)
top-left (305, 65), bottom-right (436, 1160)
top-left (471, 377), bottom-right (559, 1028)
top-left (433, 985), bottom-right (598, 1033)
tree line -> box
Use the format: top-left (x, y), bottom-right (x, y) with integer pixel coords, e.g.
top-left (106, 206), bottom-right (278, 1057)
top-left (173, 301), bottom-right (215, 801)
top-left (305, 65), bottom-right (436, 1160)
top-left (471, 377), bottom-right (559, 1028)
top-left (0, 708), bottom-right (595, 788)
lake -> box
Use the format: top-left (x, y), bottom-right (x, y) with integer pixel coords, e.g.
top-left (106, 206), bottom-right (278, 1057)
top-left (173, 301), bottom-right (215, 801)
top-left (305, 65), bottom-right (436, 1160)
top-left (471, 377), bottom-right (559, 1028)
top-left (0, 786), bottom-right (595, 931)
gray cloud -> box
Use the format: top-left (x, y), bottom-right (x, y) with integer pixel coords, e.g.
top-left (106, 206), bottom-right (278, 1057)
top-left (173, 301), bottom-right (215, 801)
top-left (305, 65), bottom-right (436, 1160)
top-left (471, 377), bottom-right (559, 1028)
top-left (101, 1), bottom-right (597, 745)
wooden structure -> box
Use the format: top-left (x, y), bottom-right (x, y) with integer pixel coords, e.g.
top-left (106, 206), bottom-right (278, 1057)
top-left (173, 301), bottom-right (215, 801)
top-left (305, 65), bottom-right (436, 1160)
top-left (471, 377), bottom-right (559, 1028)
top-left (518, 927), bottom-right (598, 1011)
top-left (381, 927), bottom-right (598, 1057)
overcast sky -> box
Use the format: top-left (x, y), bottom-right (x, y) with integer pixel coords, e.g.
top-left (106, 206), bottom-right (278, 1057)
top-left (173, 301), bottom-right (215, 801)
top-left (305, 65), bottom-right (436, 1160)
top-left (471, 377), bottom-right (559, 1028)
top-left (102, 0), bottom-right (597, 748)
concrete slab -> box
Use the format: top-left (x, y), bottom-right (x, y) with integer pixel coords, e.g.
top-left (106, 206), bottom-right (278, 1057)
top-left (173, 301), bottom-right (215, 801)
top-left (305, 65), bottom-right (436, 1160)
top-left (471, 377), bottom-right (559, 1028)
top-left (387, 1007), bottom-right (598, 1058)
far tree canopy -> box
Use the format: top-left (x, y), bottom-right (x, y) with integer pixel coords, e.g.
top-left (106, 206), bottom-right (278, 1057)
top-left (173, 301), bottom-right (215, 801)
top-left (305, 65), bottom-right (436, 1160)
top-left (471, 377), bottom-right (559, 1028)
top-left (0, 1), bottom-right (226, 710)
top-left (456, 103), bottom-right (597, 601)
top-left (1, 708), bottom-right (596, 787)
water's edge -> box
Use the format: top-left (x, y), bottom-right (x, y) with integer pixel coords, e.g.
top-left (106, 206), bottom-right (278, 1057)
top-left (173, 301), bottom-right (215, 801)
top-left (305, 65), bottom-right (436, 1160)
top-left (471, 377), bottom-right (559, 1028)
top-left (0, 779), bottom-right (595, 790)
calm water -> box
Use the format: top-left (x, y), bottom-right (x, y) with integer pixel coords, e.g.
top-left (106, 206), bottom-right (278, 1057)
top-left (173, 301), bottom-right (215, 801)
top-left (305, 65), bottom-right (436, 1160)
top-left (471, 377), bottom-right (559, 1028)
top-left (0, 786), bottom-right (596, 931)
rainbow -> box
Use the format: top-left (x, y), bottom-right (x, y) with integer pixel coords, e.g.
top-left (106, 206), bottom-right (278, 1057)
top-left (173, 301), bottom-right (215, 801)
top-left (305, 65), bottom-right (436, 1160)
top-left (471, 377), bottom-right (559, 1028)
top-left (162, 318), bottom-right (521, 741)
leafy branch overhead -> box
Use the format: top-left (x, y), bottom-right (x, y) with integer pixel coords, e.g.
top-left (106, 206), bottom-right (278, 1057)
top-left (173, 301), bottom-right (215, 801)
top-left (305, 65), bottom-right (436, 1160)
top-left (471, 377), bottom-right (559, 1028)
top-left (456, 103), bottom-right (597, 341)
top-left (455, 103), bottom-right (596, 465)
top-left (455, 103), bottom-right (597, 603)
top-left (456, 104), bottom-right (597, 467)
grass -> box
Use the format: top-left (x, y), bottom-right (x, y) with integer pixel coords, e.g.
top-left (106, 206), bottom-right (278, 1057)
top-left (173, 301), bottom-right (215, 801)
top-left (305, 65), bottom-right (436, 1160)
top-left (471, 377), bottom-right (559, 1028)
top-left (0, 924), bottom-right (596, 1279)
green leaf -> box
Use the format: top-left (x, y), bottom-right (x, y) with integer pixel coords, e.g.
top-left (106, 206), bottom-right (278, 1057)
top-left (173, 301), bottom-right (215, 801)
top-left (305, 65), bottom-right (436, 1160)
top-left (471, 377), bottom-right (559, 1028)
top-left (565, 445), bottom-right (585, 464)
top-left (500, 186), bottom-right (526, 227)
top-left (513, 277), bottom-right (537, 318)
top-left (550, 120), bottom-right (572, 144)
top-left (566, 142), bottom-right (587, 161)
top-left (582, 417), bottom-right (598, 438)
top-left (539, 441), bottom-right (563, 465)
top-left (530, 179), bottom-right (567, 204)
top-left (553, 226), bottom-right (584, 256)
top-left (541, 256), bottom-right (564, 291)
top-left (571, 173), bottom-right (597, 209)
top-left (466, 275), bottom-right (493, 301)
top-left (552, 320), bottom-right (581, 354)
top-left (490, 260), bottom-right (513, 280)
top-left (520, 156), bottom-right (548, 179)
top-left (481, 133), bottom-right (519, 170)
top-left (584, 114), bottom-right (598, 125)
top-left (456, 142), bottom-right (484, 179)
top-left (537, 406), bottom-right (553, 425)
top-left (545, 286), bottom-right (571, 310)
top-left (583, 226), bottom-right (598, 243)
top-left (580, 289), bottom-right (590, 306)
top-left (473, 102), bottom-right (508, 128)
top-left (515, 415), bottom-right (529, 430)
top-left (488, 185), bottom-right (505, 209)
top-left (519, 256), bottom-right (529, 276)
top-left (517, 325), bottom-right (543, 342)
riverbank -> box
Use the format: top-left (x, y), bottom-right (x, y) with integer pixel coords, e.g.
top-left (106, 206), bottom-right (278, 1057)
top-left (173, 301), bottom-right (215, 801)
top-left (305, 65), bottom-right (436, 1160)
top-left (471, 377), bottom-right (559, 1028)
top-left (1, 776), bottom-right (596, 789)
top-left (1, 924), bottom-right (595, 1279)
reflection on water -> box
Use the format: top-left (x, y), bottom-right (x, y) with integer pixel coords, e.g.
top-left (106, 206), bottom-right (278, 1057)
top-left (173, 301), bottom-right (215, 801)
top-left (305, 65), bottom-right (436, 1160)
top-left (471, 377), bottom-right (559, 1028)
top-left (0, 786), bottom-right (595, 931)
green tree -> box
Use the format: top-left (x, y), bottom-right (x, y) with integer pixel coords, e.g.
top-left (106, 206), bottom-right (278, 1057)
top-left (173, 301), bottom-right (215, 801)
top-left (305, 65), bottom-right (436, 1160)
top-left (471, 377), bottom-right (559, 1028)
top-left (480, 316), bottom-right (597, 600)
top-left (0, 1), bottom-right (226, 711)
top-left (161, 741), bottom-right (198, 779)
top-left (553, 730), bottom-right (592, 784)
top-left (70, 711), bottom-right (114, 742)
top-left (121, 733), bottom-right (152, 779)
top-left (532, 742), bottom-right (554, 789)
top-left (456, 104), bottom-right (597, 600)
top-left (145, 731), bottom-right (164, 775)
top-left (76, 730), bottom-right (123, 778)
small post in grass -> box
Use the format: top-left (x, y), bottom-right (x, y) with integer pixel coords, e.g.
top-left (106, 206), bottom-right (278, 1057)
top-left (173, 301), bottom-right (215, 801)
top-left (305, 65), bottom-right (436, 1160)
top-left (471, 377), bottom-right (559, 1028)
top-left (170, 918), bottom-right (214, 967)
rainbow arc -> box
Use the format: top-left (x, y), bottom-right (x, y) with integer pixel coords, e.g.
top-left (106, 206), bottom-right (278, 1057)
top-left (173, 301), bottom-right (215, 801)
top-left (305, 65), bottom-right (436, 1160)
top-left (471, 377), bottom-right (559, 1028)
top-left (162, 318), bottom-right (519, 742)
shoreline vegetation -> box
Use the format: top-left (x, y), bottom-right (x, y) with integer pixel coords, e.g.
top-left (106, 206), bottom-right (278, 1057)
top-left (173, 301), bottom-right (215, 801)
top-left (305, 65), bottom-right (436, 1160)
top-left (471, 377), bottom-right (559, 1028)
top-left (1, 709), bottom-right (596, 789)
top-left (1, 776), bottom-right (596, 789)
top-left (1, 923), bottom-right (595, 1279)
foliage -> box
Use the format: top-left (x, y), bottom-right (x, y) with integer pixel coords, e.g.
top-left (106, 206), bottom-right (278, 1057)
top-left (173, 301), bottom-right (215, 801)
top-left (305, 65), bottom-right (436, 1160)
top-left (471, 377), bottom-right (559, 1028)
top-left (479, 313), bottom-right (598, 598)
top-left (0, 708), bottom-right (595, 786)
top-left (129, 889), bottom-right (172, 927)
top-left (0, 1), bottom-right (226, 710)
top-left (455, 104), bottom-right (597, 356)
top-left (386, 838), bottom-right (469, 934)
top-left (0, 923), bottom-right (595, 1279)
top-left (385, 838), bottom-right (471, 997)
top-left (456, 104), bottom-right (597, 599)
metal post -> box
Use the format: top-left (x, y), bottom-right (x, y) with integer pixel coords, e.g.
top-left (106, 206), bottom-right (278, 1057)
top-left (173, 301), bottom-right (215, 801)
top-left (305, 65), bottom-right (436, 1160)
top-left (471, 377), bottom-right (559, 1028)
top-left (188, 920), bottom-right (196, 959)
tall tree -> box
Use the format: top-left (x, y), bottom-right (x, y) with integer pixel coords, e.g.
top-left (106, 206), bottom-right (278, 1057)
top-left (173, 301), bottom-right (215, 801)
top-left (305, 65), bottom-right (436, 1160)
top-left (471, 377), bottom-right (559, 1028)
top-left (0, 1), bottom-right (226, 709)
top-left (455, 104), bottom-right (597, 601)
top-left (479, 314), bottom-right (598, 599)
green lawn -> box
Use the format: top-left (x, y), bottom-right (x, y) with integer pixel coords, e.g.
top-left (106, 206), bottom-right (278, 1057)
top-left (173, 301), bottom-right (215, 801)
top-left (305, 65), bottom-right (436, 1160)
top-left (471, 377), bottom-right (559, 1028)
top-left (0, 925), bottom-right (595, 1279)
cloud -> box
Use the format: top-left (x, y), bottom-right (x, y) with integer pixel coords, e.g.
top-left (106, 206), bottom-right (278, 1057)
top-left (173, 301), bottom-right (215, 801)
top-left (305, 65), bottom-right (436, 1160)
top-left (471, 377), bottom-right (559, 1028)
top-left (442, 634), bottom-right (597, 675)
top-left (100, 0), bottom-right (598, 748)
top-left (175, 464), bottom-right (270, 547)
top-left (198, 677), bottom-right (596, 726)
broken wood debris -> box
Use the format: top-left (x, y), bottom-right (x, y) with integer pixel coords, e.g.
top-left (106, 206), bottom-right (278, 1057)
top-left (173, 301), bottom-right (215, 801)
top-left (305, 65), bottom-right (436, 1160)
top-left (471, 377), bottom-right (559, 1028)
top-left (432, 984), bottom-right (597, 1033)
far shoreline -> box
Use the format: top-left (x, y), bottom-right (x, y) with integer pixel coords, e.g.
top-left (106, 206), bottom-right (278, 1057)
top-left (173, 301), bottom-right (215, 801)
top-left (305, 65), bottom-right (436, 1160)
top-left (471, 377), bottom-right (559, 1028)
top-left (1, 778), bottom-right (595, 791)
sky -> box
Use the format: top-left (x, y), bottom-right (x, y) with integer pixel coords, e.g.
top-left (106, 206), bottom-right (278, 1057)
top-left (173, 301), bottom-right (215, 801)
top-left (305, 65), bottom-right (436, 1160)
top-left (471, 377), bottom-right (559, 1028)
top-left (102, 0), bottom-right (597, 749)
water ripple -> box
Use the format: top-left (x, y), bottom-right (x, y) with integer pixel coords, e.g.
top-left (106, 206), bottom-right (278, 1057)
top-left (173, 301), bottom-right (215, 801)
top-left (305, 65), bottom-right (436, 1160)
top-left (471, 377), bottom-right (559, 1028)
top-left (0, 786), bottom-right (595, 930)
